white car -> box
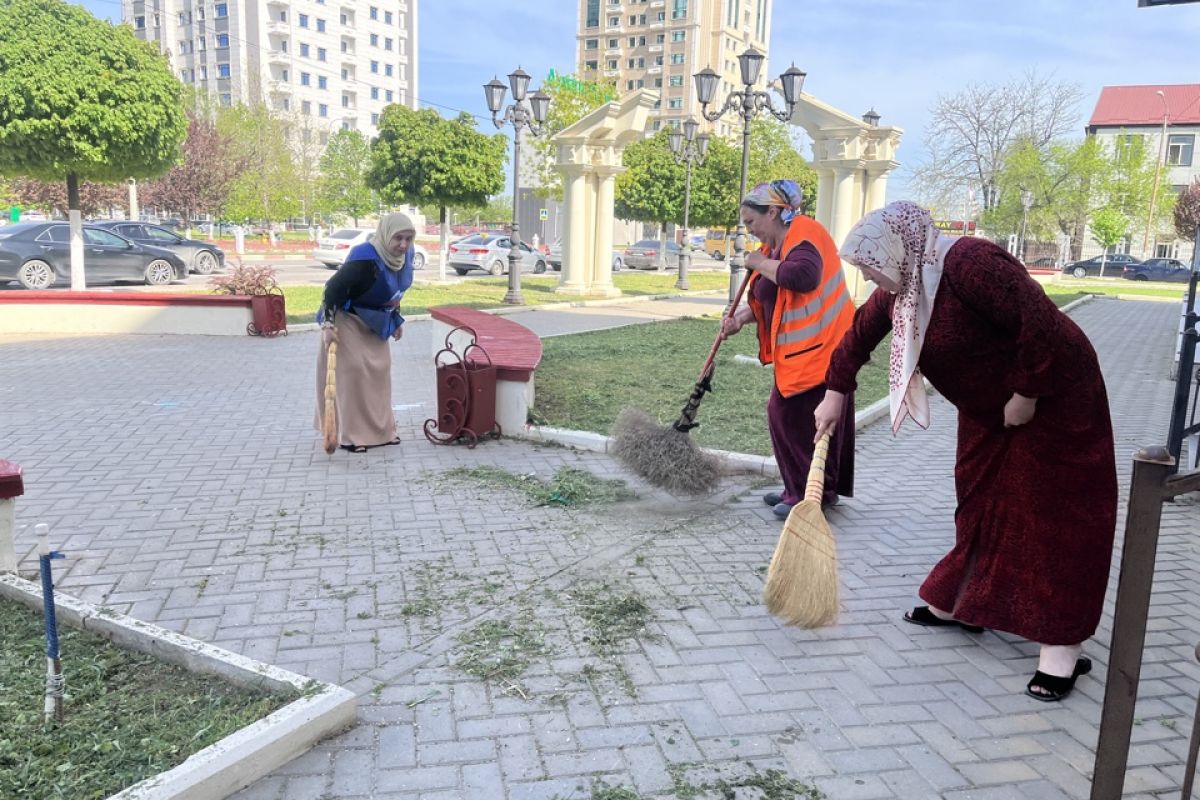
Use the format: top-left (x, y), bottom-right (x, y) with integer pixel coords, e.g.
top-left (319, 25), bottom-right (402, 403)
top-left (313, 228), bottom-right (428, 270)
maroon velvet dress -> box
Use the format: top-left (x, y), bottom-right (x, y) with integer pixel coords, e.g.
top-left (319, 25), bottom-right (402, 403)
top-left (825, 237), bottom-right (1117, 645)
top-left (751, 241), bottom-right (855, 506)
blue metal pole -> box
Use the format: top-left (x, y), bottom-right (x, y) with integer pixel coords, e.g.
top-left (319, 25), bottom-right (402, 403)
top-left (37, 523), bottom-right (65, 722)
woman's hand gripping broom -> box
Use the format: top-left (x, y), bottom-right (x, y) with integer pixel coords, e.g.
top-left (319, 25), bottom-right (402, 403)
top-left (763, 431), bottom-right (839, 628)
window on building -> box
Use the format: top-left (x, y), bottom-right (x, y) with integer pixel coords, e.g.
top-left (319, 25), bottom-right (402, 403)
top-left (638, 35), bottom-right (646, 45)
top-left (384, 10), bottom-right (392, 24)
top-left (316, 18), bottom-right (325, 31)
top-left (217, 63), bottom-right (230, 78)
top-left (627, 36), bottom-right (635, 46)
top-left (384, 37), bottom-right (392, 50)
top-left (654, 78), bottom-right (662, 88)
top-left (628, 14), bottom-right (636, 24)
top-left (608, 38), bottom-right (618, 48)
top-left (654, 55), bottom-right (663, 65)
top-left (340, 12), bottom-right (348, 24)
top-left (279, 40), bottom-right (288, 52)
top-left (277, 10), bottom-right (286, 21)
top-left (214, 3), bottom-right (227, 17)
top-left (608, 15), bottom-right (620, 25)
top-left (197, 7), bottom-right (204, 21)
top-left (342, 95), bottom-right (350, 108)
top-left (300, 43), bottom-right (310, 56)
top-left (384, 63), bottom-right (393, 76)
top-left (370, 87), bottom-right (379, 99)
top-left (198, 36), bottom-right (206, 50)
top-left (584, 60), bottom-right (598, 70)
top-left (656, 33), bottom-right (664, 44)
top-left (341, 68), bottom-right (349, 79)
top-left (281, 98), bottom-right (291, 111)
top-left (726, 0), bottom-right (739, 26)
top-left (670, 53), bottom-right (685, 64)
top-left (369, 5), bottom-right (378, 19)
top-left (672, 30), bottom-right (685, 41)
top-left (385, 89), bottom-right (394, 101)
top-left (340, 40), bottom-right (348, 53)
top-left (627, 80), bottom-right (634, 90)
top-left (755, 0), bottom-right (767, 40)
top-left (370, 60), bottom-right (379, 73)
top-left (652, 120), bottom-right (661, 131)
top-left (135, 15), bottom-right (145, 28)
top-left (317, 47), bottom-right (327, 60)
top-left (668, 97), bottom-right (683, 108)
top-left (199, 65), bottom-right (207, 79)
top-left (298, 13), bottom-right (308, 27)
top-left (669, 75), bottom-right (683, 86)
top-left (607, 59), bottom-right (617, 69)
top-left (627, 58), bottom-right (635, 68)
top-left (301, 72), bottom-right (311, 85)
top-left (319, 104), bottom-right (329, 117)
top-left (153, 12), bottom-right (160, 26)
top-left (672, 0), bottom-right (688, 18)
top-left (586, 0), bottom-right (600, 26)
top-left (216, 33), bottom-right (229, 47)
top-left (302, 100), bottom-right (311, 114)
top-left (1167, 134), bottom-right (1195, 167)
top-left (220, 93), bottom-right (232, 106)
top-left (370, 33), bottom-right (378, 46)
top-left (371, 112), bottom-right (379, 125)
top-left (639, 14), bottom-right (647, 24)
top-left (318, 76), bottom-right (327, 89)
top-left (281, 68), bottom-right (289, 81)
top-left (656, 11), bottom-right (665, 20)
top-left (586, 38), bottom-right (598, 49)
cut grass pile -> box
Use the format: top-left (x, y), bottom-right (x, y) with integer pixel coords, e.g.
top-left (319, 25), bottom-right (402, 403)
top-left (0, 600), bottom-right (293, 800)
top-left (442, 465), bottom-right (635, 507)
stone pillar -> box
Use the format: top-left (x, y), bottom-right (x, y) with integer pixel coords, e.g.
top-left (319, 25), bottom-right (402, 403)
top-left (590, 166), bottom-right (621, 297)
top-left (831, 167), bottom-right (857, 246)
top-left (864, 168), bottom-right (889, 214)
top-left (560, 166), bottom-right (590, 294)
top-left (815, 167), bottom-right (835, 232)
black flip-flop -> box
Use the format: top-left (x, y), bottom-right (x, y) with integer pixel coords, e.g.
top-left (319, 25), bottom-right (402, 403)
top-left (1026, 657), bottom-right (1092, 702)
top-left (903, 605), bottom-right (985, 633)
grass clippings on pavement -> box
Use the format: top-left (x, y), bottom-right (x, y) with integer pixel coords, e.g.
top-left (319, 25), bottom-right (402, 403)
top-left (670, 763), bottom-right (826, 800)
top-left (0, 599), bottom-right (293, 800)
top-left (453, 608), bottom-right (550, 699)
top-left (442, 465), bottom-right (636, 507)
top-left (570, 582), bottom-right (653, 653)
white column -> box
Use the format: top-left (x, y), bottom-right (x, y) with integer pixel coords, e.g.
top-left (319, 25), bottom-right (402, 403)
top-left (831, 167), bottom-right (857, 246)
top-left (69, 210), bottom-right (86, 291)
top-left (864, 168), bottom-right (889, 213)
top-left (590, 167), bottom-right (621, 297)
top-left (815, 168), bottom-right (835, 231)
top-left (559, 166), bottom-right (590, 294)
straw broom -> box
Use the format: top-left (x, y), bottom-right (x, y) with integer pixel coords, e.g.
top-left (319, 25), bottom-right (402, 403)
top-left (322, 333), bottom-right (339, 454)
top-left (763, 431), bottom-right (839, 628)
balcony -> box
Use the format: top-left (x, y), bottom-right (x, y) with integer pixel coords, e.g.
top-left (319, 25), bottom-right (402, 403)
top-left (267, 79), bottom-right (291, 94)
top-left (266, 20), bottom-right (288, 35)
top-left (268, 50), bottom-right (290, 66)
top-left (649, 45), bottom-right (663, 52)
top-left (648, 66), bottom-right (662, 74)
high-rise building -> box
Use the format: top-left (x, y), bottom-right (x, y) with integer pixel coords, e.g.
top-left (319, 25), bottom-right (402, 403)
top-left (123, 0), bottom-right (418, 142)
top-left (575, 0), bottom-right (772, 138)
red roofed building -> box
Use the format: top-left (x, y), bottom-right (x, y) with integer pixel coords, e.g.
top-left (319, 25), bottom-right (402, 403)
top-left (1087, 84), bottom-right (1200, 261)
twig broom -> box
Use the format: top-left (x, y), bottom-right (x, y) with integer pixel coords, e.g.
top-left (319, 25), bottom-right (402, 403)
top-left (611, 270), bottom-right (754, 495)
top-left (763, 431), bottom-right (839, 628)
top-left (322, 334), bottom-right (339, 454)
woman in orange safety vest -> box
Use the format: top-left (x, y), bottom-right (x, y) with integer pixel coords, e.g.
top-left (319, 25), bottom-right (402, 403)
top-left (720, 180), bottom-right (856, 520)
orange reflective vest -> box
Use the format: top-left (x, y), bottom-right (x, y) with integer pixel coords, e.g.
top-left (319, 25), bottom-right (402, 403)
top-left (747, 215), bottom-right (854, 397)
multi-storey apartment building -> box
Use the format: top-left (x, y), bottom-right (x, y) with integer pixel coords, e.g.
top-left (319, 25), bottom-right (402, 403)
top-left (575, 0), bottom-right (772, 138)
top-left (123, 0), bottom-right (418, 142)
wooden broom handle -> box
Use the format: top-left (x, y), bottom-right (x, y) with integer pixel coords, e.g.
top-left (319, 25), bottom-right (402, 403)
top-left (696, 267), bottom-right (756, 382)
top-left (804, 431), bottom-right (832, 504)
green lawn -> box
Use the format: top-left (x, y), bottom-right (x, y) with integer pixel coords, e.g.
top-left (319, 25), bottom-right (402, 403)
top-left (0, 600), bottom-right (293, 800)
top-left (283, 271), bottom-right (731, 324)
top-left (532, 287), bottom-right (1090, 458)
top-left (1046, 277), bottom-right (1187, 300)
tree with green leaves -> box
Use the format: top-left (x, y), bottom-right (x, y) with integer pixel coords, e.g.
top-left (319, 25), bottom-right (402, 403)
top-left (368, 106), bottom-right (506, 279)
top-left (1174, 178), bottom-right (1200, 245)
top-left (531, 73), bottom-right (618, 201)
top-left (318, 129), bottom-right (375, 227)
top-left (746, 118), bottom-right (818, 211)
top-left (141, 109), bottom-right (242, 231)
top-left (217, 103), bottom-right (302, 228)
top-left (0, 0), bottom-right (186, 288)
top-left (1090, 206), bottom-right (1128, 278)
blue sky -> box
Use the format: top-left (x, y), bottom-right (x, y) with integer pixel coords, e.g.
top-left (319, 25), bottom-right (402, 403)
top-left (81, 0), bottom-right (1200, 198)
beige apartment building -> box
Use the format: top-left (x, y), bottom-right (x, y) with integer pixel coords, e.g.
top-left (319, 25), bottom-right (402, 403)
top-left (575, 0), bottom-right (772, 137)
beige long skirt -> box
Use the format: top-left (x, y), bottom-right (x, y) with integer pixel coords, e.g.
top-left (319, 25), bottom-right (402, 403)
top-left (314, 313), bottom-right (398, 448)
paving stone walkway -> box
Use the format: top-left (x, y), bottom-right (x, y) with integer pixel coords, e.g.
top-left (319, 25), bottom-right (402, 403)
top-left (0, 296), bottom-right (1196, 800)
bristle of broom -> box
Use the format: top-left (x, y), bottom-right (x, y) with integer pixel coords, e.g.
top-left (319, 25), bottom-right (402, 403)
top-left (763, 499), bottom-right (839, 628)
top-left (322, 341), bottom-right (338, 454)
top-left (611, 407), bottom-right (721, 495)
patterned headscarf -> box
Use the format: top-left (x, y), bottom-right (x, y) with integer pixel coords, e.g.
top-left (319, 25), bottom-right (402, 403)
top-left (839, 201), bottom-right (956, 434)
top-left (742, 180), bottom-right (804, 224)
top-left (374, 212), bottom-right (416, 271)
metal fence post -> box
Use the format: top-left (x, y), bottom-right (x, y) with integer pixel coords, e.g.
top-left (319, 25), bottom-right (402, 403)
top-left (1090, 446), bottom-right (1174, 800)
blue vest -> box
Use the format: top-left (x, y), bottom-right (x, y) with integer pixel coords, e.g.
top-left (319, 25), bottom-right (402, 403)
top-left (317, 242), bottom-right (413, 339)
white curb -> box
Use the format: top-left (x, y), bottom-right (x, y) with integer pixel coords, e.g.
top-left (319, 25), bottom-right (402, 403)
top-left (0, 574), bottom-right (357, 800)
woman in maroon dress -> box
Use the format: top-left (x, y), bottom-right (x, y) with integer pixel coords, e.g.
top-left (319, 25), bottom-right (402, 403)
top-left (814, 201), bottom-right (1117, 702)
top-left (719, 181), bottom-right (856, 519)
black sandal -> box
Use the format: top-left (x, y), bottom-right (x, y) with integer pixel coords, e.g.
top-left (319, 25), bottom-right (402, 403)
top-left (1026, 657), bottom-right (1092, 702)
top-left (341, 444), bottom-right (369, 453)
top-left (903, 605), bottom-right (985, 633)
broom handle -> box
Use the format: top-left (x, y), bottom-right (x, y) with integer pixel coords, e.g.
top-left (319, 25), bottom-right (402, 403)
top-left (804, 432), bottom-right (832, 504)
top-left (696, 267), bottom-right (755, 382)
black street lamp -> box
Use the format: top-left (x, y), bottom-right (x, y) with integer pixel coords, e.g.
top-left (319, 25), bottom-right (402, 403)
top-left (668, 118), bottom-right (709, 291)
top-left (695, 51), bottom-right (805, 300)
top-left (483, 68), bottom-right (550, 305)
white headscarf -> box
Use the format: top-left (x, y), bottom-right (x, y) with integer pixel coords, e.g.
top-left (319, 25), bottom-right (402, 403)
top-left (838, 201), bottom-right (957, 434)
top-left (374, 212), bottom-right (416, 271)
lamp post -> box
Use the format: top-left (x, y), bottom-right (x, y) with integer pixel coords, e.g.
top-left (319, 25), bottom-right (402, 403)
top-left (1142, 89), bottom-right (1170, 259)
top-left (668, 118), bottom-right (710, 291)
top-left (1019, 188), bottom-right (1034, 263)
top-left (483, 68), bottom-right (550, 305)
top-left (694, 50), bottom-right (805, 302)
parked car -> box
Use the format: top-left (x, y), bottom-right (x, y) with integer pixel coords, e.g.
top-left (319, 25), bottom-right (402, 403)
top-left (703, 228), bottom-right (760, 260)
top-left (624, 239), bottom-right (682, 270)
top-left (313, 228), bottom-right (428, 270)
top-left (1023, 256), bottom-right (1059, 271)
top-left (93, 220), bottom-right (224, 275)
top-left (0, 222), bottom-right (186, 289)
top-left (547, 239), bottom-right (624, 272)
top-left (1063, 253), bottom-right (1141, 279)
top-left (446, 233), bottom-right (547, 276)
top-left (1122, 258), bottom-right (1192, 282)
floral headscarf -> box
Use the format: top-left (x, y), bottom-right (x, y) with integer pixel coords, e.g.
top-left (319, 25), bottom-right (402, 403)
top-left (839, 201), bottom-right (956, 434)
top-left (742, 180), bottom-right (805, 224)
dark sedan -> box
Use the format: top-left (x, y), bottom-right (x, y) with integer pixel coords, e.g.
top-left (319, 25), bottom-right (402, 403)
top-left (1122, 258), bottom-right (1193, 282)
top-left (1063, 253), bottom-right (1141, 279)
top-left (0, 222), bottom-right (186, 289)
top-left (623, 239), bottom-right (681, 270)
top-left (93, 220), bottom-right (225, 275)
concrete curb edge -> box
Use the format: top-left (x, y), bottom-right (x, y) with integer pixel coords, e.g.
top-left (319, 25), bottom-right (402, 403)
top-left (0, 573), bottom-right (357, 800)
